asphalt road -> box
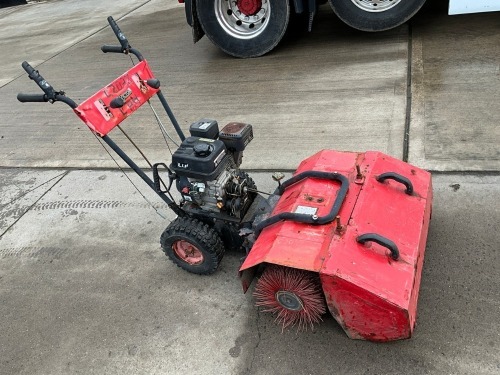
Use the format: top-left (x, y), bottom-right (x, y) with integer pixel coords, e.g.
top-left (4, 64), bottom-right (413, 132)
top-left (0, 1), bottom-right (499, 374)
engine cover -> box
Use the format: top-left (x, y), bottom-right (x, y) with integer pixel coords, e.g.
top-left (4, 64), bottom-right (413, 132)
top-left (171, 136), bottom-right (230, 180)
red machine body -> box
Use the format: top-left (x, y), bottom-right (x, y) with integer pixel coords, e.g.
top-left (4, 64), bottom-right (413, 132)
top-left (240, 150), bottom-right (433, 341)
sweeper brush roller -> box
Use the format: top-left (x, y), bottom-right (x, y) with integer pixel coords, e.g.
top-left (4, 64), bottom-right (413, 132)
top-left (253, 265), bottom-right (326, 330)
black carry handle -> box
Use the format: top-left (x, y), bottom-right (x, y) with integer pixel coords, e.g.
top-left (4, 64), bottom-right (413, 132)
top-left (357, 233), bottom-right (400, 261)
top-left (107, 16), bottom-right (130, 51)
top-left (376, 172), bottom-right (414, 195)
top-left (21, 61), bottom-right (56, 100)
top-left (255, 171), bottom-right (349, 237)
top-left (17, 93), bottom-right (48, 103)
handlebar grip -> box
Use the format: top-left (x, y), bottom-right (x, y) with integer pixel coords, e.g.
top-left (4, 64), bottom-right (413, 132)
top-left (17, 93), bottom-right (48, 103)
top-left (101, 45), bottom-right (125, 54)
top-left (107, 16), bottom-right (129, 50)
top-left (21, 61), bottom-right (37, 76)
top-left (21, 61), bottom-right (56, 98)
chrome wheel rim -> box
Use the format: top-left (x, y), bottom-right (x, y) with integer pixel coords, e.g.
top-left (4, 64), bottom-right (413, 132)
top-left (215, 0), bottom-right (271, 40)
top-left (350, 0), bottom-right (403, 13)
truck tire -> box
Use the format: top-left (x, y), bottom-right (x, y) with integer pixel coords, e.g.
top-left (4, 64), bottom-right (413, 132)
top-left (196, 0), bottom-right (290, 58)
top-left (329, 0), bottom-right (427, 32)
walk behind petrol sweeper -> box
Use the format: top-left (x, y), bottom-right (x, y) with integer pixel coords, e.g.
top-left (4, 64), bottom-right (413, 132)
top-left (17, 17), bottom-right (432, 342)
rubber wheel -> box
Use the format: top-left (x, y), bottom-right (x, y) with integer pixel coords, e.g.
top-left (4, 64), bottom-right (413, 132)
top-left (160, 216), bottom-right (224, 275)
top-left (196, 0), bottom-right (290, 58)
top-left (329, 0), bottom-right (427, 32)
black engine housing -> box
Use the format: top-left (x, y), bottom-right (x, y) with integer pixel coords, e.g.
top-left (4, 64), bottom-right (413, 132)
top-left (171, 136), bottom-right (230, 180)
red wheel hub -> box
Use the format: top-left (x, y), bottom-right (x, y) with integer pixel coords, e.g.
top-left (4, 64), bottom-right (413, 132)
top-left (237, 0), bottom-right (262, 16)
top-left (172, 240), bottom-right (204, 265)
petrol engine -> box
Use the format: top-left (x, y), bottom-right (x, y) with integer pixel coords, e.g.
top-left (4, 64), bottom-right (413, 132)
top-left (170, 120), bottom-right (255, 219)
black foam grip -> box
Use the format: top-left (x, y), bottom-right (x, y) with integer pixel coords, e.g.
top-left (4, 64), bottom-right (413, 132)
top-left (101, 45), bottom-right (124, 53)
top-left (17, 93), bottom-right (47, 103)
top-left (107, 16), bottom-right (129, 50)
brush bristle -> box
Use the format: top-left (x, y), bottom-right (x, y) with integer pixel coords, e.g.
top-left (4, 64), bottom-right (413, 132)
top-left (253, 265), bottom-right (326, 331)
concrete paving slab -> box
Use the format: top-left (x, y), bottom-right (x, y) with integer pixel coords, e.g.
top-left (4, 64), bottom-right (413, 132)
top-left (0, 170), bottom-right (499, 374)
top-left (0, 2), bottom-right (408, 170)
top-left (409, 4), bottom-right (500, 171)
top-left (0, 169), bottom-right (67, 237)
top-left (0, 0), bottom-right (181, 88)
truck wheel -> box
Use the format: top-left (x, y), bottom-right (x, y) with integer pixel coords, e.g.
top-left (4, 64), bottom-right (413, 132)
top-left (196, 0), bottom-right (290, 58)
top-left (329, 0), bottom-right (427, 32)
top-left (160, 217), bottom-right (225, 275)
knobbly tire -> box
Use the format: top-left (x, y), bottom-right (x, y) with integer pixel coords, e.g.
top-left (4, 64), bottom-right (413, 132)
top-left (161, 217), bottom-right (225, 275)
top-left (196, 0), bottom-right (290, 58)
top-left (329, 0), bottom-right (427, 32)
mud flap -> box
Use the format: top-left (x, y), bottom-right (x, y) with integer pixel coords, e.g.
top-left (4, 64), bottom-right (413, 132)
top-left (239, 266), bottom-right (257, 293)
top-left (189, 0), bottom-right (205, 43)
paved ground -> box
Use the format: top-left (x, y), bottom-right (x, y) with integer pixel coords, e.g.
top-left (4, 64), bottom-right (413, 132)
top-left (1, 170), bottom-right (498, 375)
top-left (0, 0), bottom-right (499, 374)
top-left (409, 5), bottom-right (500, 171)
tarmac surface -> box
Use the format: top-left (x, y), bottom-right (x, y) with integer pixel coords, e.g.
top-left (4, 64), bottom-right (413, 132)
top-left (0, 1), bottom-right (499, 374)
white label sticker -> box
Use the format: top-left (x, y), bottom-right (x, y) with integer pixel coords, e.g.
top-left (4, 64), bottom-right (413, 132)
top-left (213, 150), bottom-right (226, 167)
top-left (94, 99), bottom-right (113, 121)
top-left (199, 122), bottom-right (212, 130)
top-left (294, 206), bottom-right (318, 215)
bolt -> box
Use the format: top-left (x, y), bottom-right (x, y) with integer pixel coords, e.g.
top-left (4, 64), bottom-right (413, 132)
top-left (335, 216), bottom-right (343, 232)
top-left (356, 164), bottom-right (363, 180)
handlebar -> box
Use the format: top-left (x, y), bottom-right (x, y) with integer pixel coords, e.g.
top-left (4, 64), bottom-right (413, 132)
top-left (18, 17), bottom-right (144, 109)
top-left (17, 93), bottom-right (48, 103)
top-left (21, 61), bottom-right (56, 99)
top-left (107, 16), bottom-right (129, 51)
top-left (17, 61), bottom-right (77, 108)
top-left (101, 17), bottom-right (144, 61)
top-left (101, 45), bottom-right (124, 54)
top-left (17, 91), bottom-right (77, 108)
